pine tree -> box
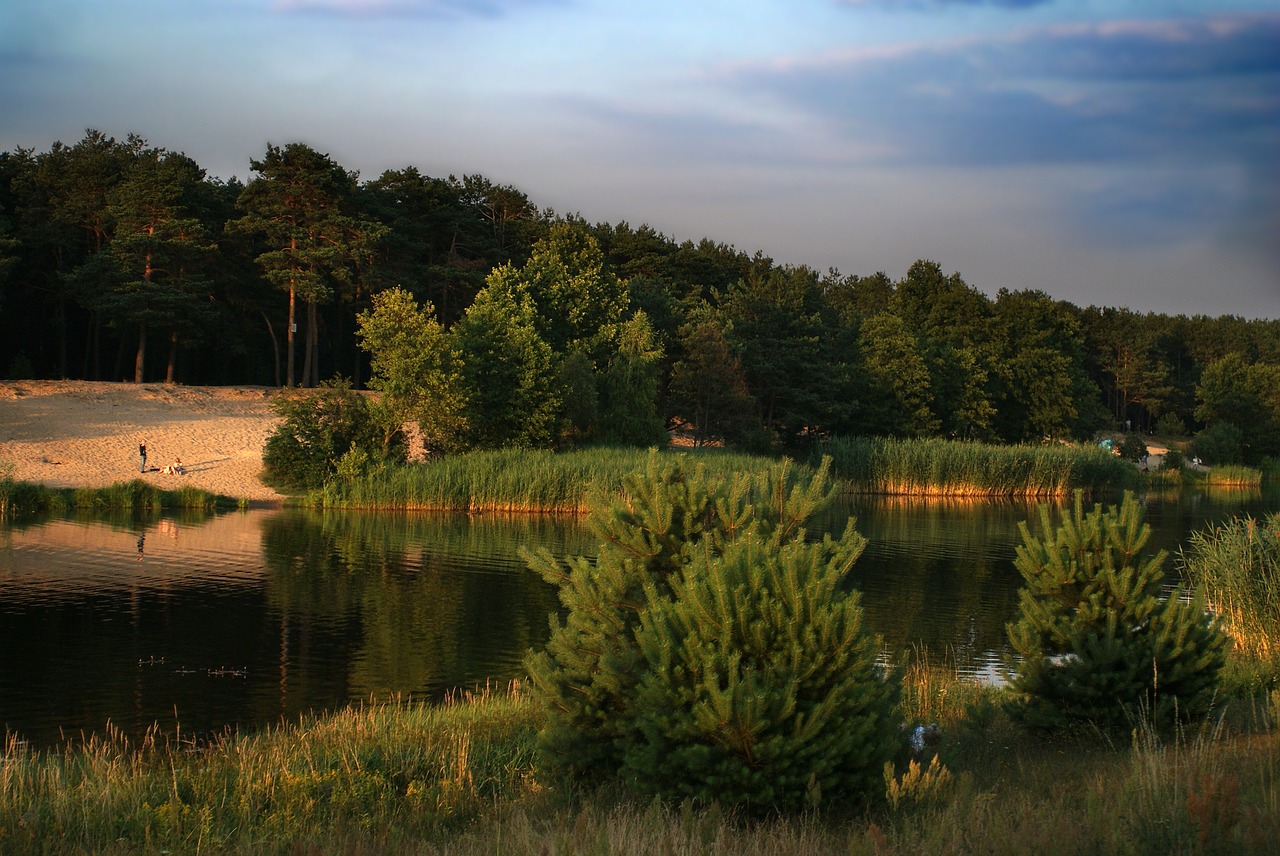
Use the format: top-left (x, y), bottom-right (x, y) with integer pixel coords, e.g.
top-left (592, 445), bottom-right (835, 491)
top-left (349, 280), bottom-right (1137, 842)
top-left (523, 455), bottom-right (899, 809)
top-left (1006, 492), bottom-right (1229, 730)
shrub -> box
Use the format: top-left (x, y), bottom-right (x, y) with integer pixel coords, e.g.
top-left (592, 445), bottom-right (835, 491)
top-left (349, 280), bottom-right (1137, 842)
top-left (1154, 412), bottom-right (1187, 438)
top-left (1119, 432), bottom-right (1149, 463)
top-left (523, 454), bottom-right (899, 810)
top-left (1005, 492), bottom-right (1229, 731)
top-left (262, 378), bottom-right (401, 492)
top-left (1190, 422), bottom-right (1244, 466)
top-left (1161, 449), bottom-right (1185, 471)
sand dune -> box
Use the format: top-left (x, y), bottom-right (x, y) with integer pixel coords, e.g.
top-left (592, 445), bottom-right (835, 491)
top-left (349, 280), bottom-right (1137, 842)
top-left (0, 380), bottom-right (286, 504)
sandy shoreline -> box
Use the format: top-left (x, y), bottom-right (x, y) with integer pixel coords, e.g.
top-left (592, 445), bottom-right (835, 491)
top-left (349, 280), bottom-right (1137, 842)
top-left (0, 380), bottom-right (286, 504)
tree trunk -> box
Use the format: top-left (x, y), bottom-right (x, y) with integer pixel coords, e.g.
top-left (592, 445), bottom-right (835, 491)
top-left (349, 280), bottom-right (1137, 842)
top-left (286, 285), bottom-right (296, 387)
top-left (134, 322), bottom-right (147, 383)
top-left (166, 329), bottom-right (178, 383)
top-left (301, 300), bottom-right (314, 388)
top-left (262, 311), bottom-right (281, 388)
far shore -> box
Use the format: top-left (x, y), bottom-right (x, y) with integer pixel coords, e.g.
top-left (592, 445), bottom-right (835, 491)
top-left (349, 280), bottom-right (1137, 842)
top-left (1, 380), bottom-right (286, 505)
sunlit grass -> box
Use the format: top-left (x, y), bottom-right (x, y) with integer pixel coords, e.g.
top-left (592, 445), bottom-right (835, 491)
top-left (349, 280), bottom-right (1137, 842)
top-left (5, 678), bottom-right (1274, 855)
top-left (820, 436), bottom-right (1134, 497)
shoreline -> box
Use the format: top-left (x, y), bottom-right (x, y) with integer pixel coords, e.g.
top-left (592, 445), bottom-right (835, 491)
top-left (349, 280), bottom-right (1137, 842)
top-left (1, 380), bottom-right (286, 505)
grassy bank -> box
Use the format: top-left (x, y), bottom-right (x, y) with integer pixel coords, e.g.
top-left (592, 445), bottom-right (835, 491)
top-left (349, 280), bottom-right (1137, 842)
top-left (1, 469), bottom-right (240, 517)
top-left (819, 436), bottom-right (1133, 497)
top-left (3, 676), bottom-right (1276, 855)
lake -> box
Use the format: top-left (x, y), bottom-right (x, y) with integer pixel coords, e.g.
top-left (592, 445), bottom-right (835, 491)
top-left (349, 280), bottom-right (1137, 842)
top-left (2, 488), bottom-right (1276, 746)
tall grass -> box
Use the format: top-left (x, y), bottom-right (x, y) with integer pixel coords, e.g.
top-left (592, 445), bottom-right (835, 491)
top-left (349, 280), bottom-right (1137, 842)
top-left (7, 679), bottom-right (1274, 855)
top-left (2, 463), bottom-right (240, 517)
top-left (820, 436), bottom-right (1134, 497)
top-left (313, 447), bottom-right (786, 512)
top-left (0, 684), bottom-right (545, 854)
top-left (1180, 513), bottom-right (1280, 687)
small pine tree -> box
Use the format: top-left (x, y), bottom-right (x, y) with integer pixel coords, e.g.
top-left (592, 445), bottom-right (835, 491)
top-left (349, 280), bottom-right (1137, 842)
top-left (523, 454), bottom-right (899, 809)
top-left (1006, 492), bottom-right (1229, 731)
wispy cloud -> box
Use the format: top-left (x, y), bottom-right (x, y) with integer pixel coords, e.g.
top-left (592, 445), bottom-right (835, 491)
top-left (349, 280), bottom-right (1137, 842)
top-left (723, 13), bottom-right (1280, 168)
top-left (270, 0), bottom-right (554, 18)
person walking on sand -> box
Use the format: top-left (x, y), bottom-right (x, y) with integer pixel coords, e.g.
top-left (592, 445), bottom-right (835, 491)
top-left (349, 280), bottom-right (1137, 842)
top-left (139, 440), bottom-right (148, 473)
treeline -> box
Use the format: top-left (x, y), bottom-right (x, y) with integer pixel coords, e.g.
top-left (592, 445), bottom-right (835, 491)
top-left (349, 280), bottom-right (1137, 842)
top-left (2, 130), bottom-right (1279, 461)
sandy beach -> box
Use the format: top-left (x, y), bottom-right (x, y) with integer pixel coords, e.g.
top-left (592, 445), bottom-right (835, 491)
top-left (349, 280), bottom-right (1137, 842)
top-left (0, 380), bottom-right (286, 504)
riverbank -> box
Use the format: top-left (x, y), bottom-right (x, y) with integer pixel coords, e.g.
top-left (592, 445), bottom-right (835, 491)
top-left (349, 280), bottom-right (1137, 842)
top-left (0, 380), bottom-right (285, 505)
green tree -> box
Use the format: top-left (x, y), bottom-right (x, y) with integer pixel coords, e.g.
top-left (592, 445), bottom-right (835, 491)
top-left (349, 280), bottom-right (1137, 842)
top-left (451, 282), bottom-right (559, 449)
top-left (355, 286), bottom-right (465, 453)
top-left (232, 143), bottom-right (383, 387)
top-left (600, 310), bottom-right (667, 447)
top-left (93, 147), bottom-right (216, 383)
top-left (857, 312), bottom-right (938, 437)
top-left (483, 222), bottom-right (628, 368)
top-left (667, 304), bottom-right (756, 447)
top-left (1006, 493), bottom-right (1228, 730)
top-left (524, 456), bottom-right (899, 809)
top-left (989, 289), bottom-right (1095, 441)
top-left (1195, 353), bottom-right (1280, 461)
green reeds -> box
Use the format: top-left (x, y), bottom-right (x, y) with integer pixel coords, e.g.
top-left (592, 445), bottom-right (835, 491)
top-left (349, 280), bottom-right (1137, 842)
top-left (313, 447), bottom-right (787, 512)
top-left (1180, 513), bottom-right (1280, 686)
top-left (2, 465), bottom-right (240, 517)
top-left (820, 436), bottom-right (1134, 497)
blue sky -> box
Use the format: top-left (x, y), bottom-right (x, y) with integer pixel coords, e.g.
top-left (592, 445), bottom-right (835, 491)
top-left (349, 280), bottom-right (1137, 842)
top-left (2, 0), bottom-right (1277, 317)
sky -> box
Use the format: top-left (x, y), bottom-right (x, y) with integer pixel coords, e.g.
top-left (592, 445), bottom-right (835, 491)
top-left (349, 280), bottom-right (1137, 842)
top-left (2, 0), bottom-right (1278, 318)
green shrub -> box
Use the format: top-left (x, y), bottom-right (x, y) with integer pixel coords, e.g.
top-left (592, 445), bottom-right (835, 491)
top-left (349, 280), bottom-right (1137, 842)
top-left (1190, 422), bottom-right (1244, 466)
top-left (1161, 449), bottom-right (1184, 471)
top-left (1153, 412), bottom-right (1186, 438)
top-left (1118, 432), bottom-right (1148, 463)
top-left (262, 378), bottom-right (402, 492)
top-left (523, 454), bottom-right (899, 810)
top-left (1005, 492), bottom-right (1229, 731)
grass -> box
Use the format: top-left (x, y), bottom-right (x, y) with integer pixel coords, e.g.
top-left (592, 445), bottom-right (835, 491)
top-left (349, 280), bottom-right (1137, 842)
top-left (312, 437), bottom-right (1140, 512)
top-left (3, 675), bottom-right (1276, 855)
top-left (1, 471), bottom-right (240, 517)
top-left (1180, 512), bottom-right (1280, 693)
top-left (819, 436), bottom-right (1134, 497)
top-left (311, 447), bottom-right (786, 512)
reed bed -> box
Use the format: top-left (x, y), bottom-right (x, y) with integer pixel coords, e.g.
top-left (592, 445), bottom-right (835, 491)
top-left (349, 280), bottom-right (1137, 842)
top-left (819, 436), bottom-right (1133, 497)
top-left (1181, 513), bottom-right (1280, 683)
top-left (313, 447), bottom-right (786, 512)
top-left (1197, 465), bottom-right (1265, 488)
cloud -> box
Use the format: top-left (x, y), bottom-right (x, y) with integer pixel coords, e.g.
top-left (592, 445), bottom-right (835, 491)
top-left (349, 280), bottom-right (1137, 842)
top-left (724, 13), bottom-right (1280, 169)
top-left (838, 0), bottom-right (1051, 7)
top-left (270, 0), bottom-right (554, 17)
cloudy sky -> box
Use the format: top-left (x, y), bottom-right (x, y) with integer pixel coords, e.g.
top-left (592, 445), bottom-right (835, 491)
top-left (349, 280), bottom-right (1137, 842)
top-left (2, 0), bottom-right (1277, 317)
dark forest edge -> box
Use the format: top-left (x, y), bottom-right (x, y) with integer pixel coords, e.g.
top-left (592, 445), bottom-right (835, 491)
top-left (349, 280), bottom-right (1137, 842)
top-left (3, 131), bottom-right (1280, 470)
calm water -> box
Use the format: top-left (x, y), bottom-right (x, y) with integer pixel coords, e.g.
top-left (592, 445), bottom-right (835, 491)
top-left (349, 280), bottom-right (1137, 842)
top-left (2, 489), bottom-right (1276, 746)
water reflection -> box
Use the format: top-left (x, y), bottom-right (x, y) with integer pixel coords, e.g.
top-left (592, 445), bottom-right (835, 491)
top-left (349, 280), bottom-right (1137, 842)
top-left (2, 487), bottom-right (1276, 746)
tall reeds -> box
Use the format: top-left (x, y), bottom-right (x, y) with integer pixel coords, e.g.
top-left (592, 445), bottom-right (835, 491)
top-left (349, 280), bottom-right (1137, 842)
top-left (313, 447), bottom-right (783, 512)
top-left (1180, 513), bottom-right (1280, 680)
top-left (819, 436), bottom-right (1133, 497)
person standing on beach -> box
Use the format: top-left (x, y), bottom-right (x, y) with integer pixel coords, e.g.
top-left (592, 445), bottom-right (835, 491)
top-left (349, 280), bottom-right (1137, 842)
top-left (139, 440), bottom-right (148, 473)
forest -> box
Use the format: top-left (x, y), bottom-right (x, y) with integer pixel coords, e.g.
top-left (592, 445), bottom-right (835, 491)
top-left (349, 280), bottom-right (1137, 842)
top-left (2, 130), bottom-right (1279, 462)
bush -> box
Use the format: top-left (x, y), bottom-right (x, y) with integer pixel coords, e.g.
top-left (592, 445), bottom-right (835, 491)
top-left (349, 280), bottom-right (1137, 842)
top-left (1190, 422), bottom-right (1244, 466)
top-left (1161, 449), bottom-right (1184, 471)
top-left (1006, 492), bottom-right (1229, 731)
top-left (1118, 432), bottom-right (1148, 462)
top-left (262, 378), bottom-right (402, 492)
top-left (523, 454), bottom-right (899, 810)
top-left (1153, 412), bottom-right (1186, 438)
